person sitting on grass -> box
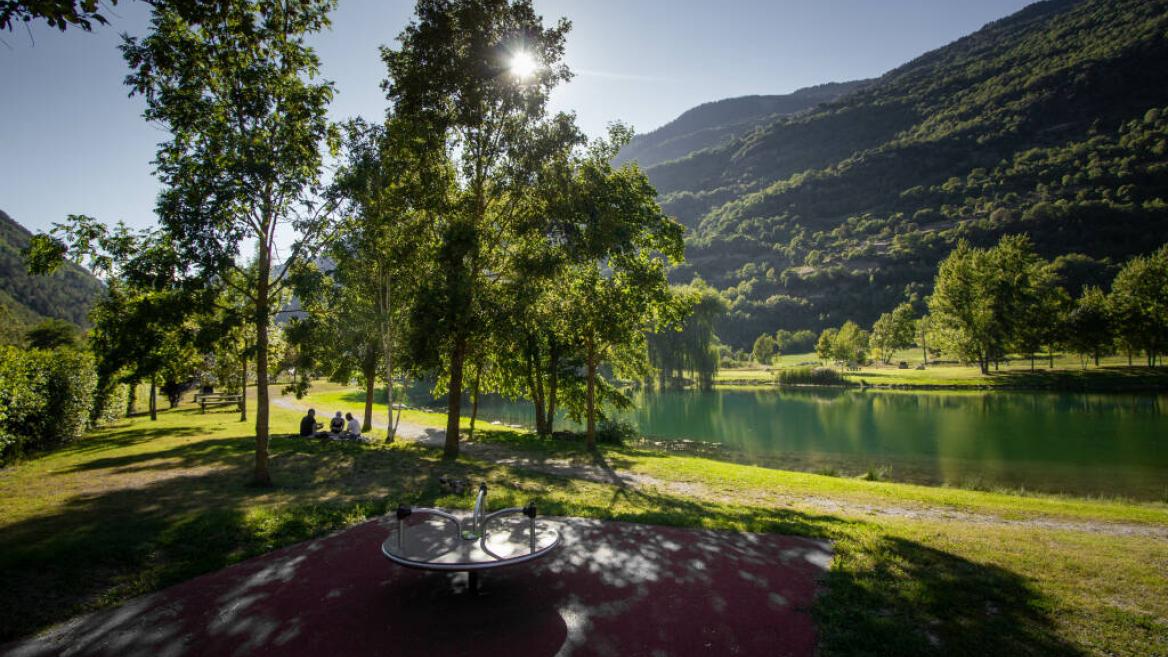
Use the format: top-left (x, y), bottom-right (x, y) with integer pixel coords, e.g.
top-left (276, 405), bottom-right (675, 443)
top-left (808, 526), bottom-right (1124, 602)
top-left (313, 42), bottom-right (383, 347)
top-left (299, 409), bottom-right (323, 438)
top-left (329, 411), bottom-right (345, 438)
top-left (344, 412), bottom-right (362, 440)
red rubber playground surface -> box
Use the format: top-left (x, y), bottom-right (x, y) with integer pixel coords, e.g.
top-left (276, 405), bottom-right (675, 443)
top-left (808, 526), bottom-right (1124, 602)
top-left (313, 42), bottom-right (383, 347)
top-left (3, 517), bottom-right (832, 657)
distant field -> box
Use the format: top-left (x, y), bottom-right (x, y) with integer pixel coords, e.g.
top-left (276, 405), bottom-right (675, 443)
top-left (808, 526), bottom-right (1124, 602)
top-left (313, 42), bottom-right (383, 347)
top-left (719, 351), bottom-right (1168, 389)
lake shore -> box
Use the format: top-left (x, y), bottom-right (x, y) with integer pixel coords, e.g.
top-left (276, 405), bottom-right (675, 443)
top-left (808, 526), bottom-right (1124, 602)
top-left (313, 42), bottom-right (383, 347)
top-left (1, 392), bottom-right (1164, 656)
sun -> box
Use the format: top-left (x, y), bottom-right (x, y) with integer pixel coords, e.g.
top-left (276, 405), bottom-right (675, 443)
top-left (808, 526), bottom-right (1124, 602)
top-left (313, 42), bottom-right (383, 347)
top-left (509, 50), bottom-right (539, 79)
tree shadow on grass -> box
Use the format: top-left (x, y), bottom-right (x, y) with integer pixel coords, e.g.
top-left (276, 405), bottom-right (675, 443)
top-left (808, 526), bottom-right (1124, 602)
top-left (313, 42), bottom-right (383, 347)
top-left (1, 430), bottom-right (1089, 657)
top-left (816, 535), bottom-right (1086, 657)
top-left (0, 437), bottom-right (439, 643)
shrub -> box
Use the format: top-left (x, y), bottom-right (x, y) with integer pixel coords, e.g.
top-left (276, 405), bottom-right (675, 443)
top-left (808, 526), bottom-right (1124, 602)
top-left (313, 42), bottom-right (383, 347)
top-left (91, 382), bottom-right (130, 425)
top-left (775, 366), bottom-right (846, 386)
top-left (596, 417), bottom-right (638, 445)
top-left (0, 346), bottom-right (98, 463)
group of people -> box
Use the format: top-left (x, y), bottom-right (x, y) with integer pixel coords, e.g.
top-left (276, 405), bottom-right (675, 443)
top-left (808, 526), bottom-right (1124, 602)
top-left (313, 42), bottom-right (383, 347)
top-left (298, 408), bottom-right (367, 442)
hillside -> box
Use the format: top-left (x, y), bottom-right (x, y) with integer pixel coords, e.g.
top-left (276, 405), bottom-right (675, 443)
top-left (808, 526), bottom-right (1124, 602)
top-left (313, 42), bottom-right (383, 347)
top-left (614, 81), bottom-right (870, 171)
top-left (647, 0), bottom-right (1168, 347)
top-left (0, 210), bottom-right (103, 340)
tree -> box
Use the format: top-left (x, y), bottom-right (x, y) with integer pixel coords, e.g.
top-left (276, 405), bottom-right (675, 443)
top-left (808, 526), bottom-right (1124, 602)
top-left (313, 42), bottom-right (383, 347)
top-left (869, 302), bottom-right (916, 364)
top-left (1, 0), bottom-right (118, 32)
top-left (648, 279), bottom-right (727, 389)
top-left (1109, 245), bottom-right (1168, 366)
top-left (383, 0), bottom-right (574, 458)
top-left (816, 328), bottom-right (839, 362)
top-left (1065, 286), bottom-right (1113, 366)
top-left (751, 333), bottom-right (778, 365)
top-left (25, 319), bottom-right (80, 350)
top-left (928, 236), bottom-right (1049, 374)
top-left (555, 130), bottom-right (685, 450)
top-left (25, 216), bottom-right (203, 422)
top-left (834, 320), bottom-right (869, 364)
top-left (122, 0), bottom-right (338, 485)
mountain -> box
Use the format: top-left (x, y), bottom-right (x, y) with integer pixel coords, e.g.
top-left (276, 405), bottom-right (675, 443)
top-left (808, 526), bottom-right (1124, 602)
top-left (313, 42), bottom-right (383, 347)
top-left (647, 0), bottom-right (1168, 347)
top-left (614, 81), bottom-right (870, 170)
top-left (0, 210), bottom-right (103, 340)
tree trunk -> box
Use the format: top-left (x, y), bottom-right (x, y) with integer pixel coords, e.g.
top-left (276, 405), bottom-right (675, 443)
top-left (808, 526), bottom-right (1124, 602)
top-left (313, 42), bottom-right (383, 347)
top-left (547, 342), bottom-right (559, 435)
top-left (126, 381), bottom-right (137, 417)
top-left (526, 334), bottom-right (546, 435)
top-left (384, 310), bottom-right (396, 443)
top-left (1048, 347), bottom-right (1054, 370)
top-left (362, 369), bottom-right (375, 433)
top-left (1093, 352), bottom-right (1100, 367)
top-left (253, 242), bottom-right (273, 487)
top-left (979, 354), bottom-right (989, 375)
top-left (444, 336), bottom-right (466, 459)
top-left (149, 374), bottom-right (157, 421)
top-left (1030, 355), bottom-right (1035, 371)
top-left (469, 362), bottom-right (481, 441)
top-left (585, 339), bottom-right (597, 451)
top-left (239, 347), bottom-right (248, 422)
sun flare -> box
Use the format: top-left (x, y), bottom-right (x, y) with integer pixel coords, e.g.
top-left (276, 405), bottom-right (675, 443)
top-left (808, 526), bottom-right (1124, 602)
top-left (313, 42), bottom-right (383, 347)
top-left (509, 50), bottom-right (539, 79)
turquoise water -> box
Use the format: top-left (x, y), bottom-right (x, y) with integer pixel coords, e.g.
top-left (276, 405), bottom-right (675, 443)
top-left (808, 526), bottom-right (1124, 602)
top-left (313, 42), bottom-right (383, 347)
top-left (453, 387), bottom-right (1168, 500)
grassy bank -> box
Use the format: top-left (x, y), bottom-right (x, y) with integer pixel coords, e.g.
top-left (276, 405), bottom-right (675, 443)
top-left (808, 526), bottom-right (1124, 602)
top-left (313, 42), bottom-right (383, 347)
top-left (0, 395), bottom-right (1165, 656)
top-left (718, 352), bottom-right (1168, 391)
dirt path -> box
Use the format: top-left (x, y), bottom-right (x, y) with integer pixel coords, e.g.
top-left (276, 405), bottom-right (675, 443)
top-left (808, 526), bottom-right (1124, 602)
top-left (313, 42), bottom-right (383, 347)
top-left (272, 395), bottom-right (1168, 540)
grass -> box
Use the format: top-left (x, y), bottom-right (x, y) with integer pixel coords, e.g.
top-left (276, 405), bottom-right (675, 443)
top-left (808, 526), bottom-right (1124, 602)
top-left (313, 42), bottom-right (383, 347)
top-left (0, 389), bottom-right (1166, 656)
top-left (721, 351), bottom-right (1168, 390)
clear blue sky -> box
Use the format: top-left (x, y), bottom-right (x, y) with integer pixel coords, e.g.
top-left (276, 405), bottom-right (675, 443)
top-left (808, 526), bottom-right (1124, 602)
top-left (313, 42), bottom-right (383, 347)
top-left (0, 0), bottom-right (1035, 235)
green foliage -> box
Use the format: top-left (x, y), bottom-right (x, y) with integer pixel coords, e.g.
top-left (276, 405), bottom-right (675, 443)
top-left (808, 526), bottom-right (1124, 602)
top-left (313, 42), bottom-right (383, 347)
top-left (24, 319), bottom-right (80, 350)
top-left (647, 279), bottom-right (728, 389)
top-left (869, 303), bottom-right (916, 364)
top-left (928, 236), bottom-right (1056, 373)
top-left (751, 333), bottom-right (778, 365)
top-left (1064, 286), bottom-right (1114, 365)
top-left (776, 366), bottom-right (845, 386)
top-left (0, 347), bottom-right (97, 463)
top-left (1108, 245), bottom-right (1168, 365)
top-left (0, 0), bottom-right (119, 31)
top-left (642, 0), bottom-right (1168, 345)
top-left (124, 0), bottom-right (339, 483)
top-left (775, 329), bottom-right (817, 354)
top-left (595, 417), bottom-right (638, 445)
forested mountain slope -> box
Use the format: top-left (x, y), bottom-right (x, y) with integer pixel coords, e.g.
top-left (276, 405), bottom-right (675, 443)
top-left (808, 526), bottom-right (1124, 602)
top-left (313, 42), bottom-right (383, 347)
top-left (0, 210), bottom-right (103, 335)
top-left (649, 0), bottom-right (1168, 347)
top-left (614, 80), bottom-right (869, 170)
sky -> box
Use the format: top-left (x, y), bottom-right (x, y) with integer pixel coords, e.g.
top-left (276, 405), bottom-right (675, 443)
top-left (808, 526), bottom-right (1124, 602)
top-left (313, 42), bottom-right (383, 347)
top-left (0, 0), bottom-right (1036, 236)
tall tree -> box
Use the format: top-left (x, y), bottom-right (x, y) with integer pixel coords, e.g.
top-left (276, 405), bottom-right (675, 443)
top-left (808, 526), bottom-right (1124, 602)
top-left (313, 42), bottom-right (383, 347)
top-left (1109, 245), bottom-right (1168, 367)
top-left (869, 302), bottom-right (916, 364)
top-left (382, 0), bottom-right (573, 458)
top-left (557, 130), bottom-right (685, 450)
top-left (122, 0), bottom-right (338, 485)
top-left (1065, 286), bottom-right (1113, 367)
top-left (928, 235), bottom-right (1048, 374)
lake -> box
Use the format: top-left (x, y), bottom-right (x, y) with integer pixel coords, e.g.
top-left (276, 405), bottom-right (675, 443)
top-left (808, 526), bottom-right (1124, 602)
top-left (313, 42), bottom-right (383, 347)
top-left (449, 387), bottom-right (1168, 500)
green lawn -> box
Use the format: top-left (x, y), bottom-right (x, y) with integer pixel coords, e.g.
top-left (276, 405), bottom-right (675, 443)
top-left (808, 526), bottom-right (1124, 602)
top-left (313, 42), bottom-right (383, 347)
top-left (0, 391), bottom-right (1165, 656)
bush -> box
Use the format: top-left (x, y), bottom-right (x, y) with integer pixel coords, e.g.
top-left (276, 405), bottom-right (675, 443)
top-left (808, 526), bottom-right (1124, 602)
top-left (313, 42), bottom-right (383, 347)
top-left (91, 382), bottom-right (130, 425)
top-left (0, 346), bottom-right (98, 464)
top-left (596, 417), bottom-right (638, 445)
top-left (775, 366), bottom-right (846, 386)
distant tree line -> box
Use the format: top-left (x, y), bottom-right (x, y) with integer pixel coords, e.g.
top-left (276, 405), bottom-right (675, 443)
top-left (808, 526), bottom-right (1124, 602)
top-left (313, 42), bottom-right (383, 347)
top-left (745, 236), bottom-right (1168, 373)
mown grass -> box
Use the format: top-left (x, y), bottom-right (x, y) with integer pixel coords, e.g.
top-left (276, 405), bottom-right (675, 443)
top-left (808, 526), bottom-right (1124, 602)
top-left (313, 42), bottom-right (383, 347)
top-left (722, 351), bottom-right (1168, 390)
top-left (0, 396), bottom-right (1165, 656)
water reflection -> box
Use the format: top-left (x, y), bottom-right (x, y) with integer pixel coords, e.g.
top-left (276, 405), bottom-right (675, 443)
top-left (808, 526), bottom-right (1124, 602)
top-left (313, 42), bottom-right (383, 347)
top-left (414, 387), bottom-right (1168, 500)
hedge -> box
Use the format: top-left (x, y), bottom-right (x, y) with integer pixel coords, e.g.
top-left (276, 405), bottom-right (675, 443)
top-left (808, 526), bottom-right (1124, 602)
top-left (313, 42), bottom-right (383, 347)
top-left (0, 346), bottom-right (99, 464)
